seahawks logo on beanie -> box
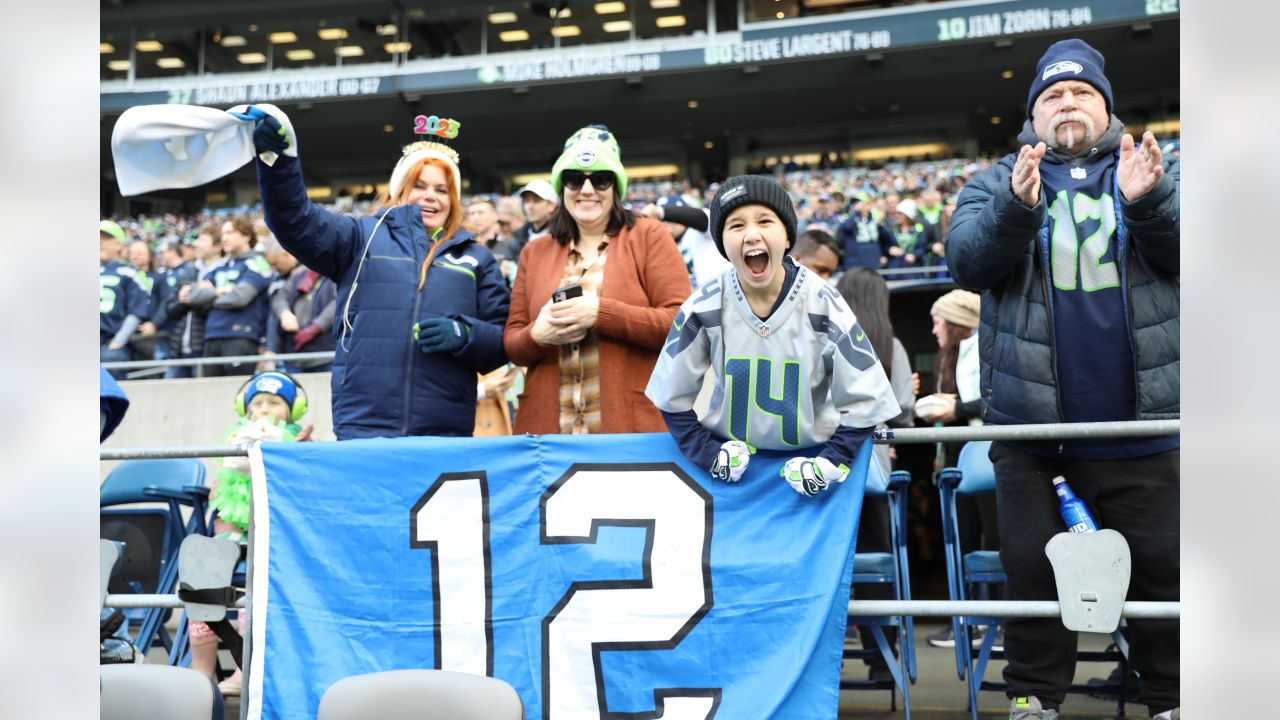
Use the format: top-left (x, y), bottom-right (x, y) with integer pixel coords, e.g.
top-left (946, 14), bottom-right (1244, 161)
top-left (707, 175), bottom-right (798, 259)
top-left (551, 124), bottom-right (629, 197)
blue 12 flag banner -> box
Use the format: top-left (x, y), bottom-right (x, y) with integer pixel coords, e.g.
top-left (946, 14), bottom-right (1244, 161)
top-left (245, 432), bottom-right (872, 720)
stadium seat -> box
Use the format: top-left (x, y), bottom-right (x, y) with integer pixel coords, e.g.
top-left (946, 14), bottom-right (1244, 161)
top-left (100, 458), bottom-right (210, 657)
top-left (843, 465), bottom-right (916, 717)
top-left (317, 669), bottom-right (524, 720)
top-left (939, 441), bottom-right (1132, 719)
top-left (100, 664), bottom-right (223, 720)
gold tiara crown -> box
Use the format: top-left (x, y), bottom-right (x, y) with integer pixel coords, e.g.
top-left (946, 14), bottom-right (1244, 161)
top-left (402, 140), bottom-right (460, 165)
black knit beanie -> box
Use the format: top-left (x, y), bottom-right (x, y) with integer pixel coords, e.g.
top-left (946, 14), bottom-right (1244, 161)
top-left (707, 175), bottom-right (797, 259)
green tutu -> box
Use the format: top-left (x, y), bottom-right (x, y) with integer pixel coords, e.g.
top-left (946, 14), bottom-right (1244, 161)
top-left (208, 417), bottom-right (300, 533)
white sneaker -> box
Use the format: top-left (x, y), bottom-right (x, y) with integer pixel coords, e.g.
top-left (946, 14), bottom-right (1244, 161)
top-left (1009, 696), bottom-right (1058, 719)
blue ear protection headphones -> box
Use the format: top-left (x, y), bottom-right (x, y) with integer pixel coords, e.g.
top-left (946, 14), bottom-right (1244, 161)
top-left (234, 371), bottom-right (309, 423)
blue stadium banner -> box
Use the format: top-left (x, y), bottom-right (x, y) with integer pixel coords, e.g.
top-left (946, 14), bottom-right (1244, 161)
top-left (245, 433), bottom-right (872, 720)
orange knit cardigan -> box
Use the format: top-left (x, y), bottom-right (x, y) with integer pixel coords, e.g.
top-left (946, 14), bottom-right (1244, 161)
top-left (503, 217), bottom-right (692, 435)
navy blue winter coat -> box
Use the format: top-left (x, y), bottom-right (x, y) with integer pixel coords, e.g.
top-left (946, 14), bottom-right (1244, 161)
top-left (945, 119), bottom-right (1179, 426)
top-left (257, 154), bottom-right (510, 440)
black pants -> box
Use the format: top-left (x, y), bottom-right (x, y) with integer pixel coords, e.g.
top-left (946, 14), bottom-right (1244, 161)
top-left (991, 442), bottom-right (1179, 715)
top-left (202, 337), bottom-right (259, 377)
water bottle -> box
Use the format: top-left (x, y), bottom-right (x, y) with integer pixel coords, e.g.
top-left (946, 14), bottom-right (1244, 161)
top-left (1052, 476), bottom-right (1098, 533)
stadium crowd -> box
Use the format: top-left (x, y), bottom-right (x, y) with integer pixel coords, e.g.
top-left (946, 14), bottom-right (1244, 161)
top-left (99, 155), bottom-right (1004, 378)
top-left (101, 36), bottom-right (1181, 718)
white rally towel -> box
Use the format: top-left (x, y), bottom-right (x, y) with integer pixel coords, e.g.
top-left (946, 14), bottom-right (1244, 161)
top-left (110, 103), bottom-right (297, 196)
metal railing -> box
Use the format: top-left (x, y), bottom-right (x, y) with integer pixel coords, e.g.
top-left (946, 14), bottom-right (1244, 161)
top-left (99, 420), bottom-right (1180, 461)
top-left (99, 419), bottom-right (1180, 619)
top-left (103, 350), bottom-right (335, 379)
top-left (101, 594), bottom-right (1177, 619)
top-left (877, 264), bottom-right (949, 277)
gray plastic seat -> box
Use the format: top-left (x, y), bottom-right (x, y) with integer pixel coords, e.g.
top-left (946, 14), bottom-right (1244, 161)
top-left (100, 664), bottom-right (222, 720)
top-left (318, 669), bottom-right (524, 720)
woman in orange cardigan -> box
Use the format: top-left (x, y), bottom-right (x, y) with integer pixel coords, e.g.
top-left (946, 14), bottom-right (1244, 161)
top-left (503, 124), bottom-right (691, 434)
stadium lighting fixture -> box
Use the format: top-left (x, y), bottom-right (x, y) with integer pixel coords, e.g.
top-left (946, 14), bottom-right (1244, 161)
top-left (990, 116), bottom-right (1002, 125)
top-left (775, 11), bottom-right (785, 19)
top-left (269, 32), bottom-right (298, 44)
top-left (237, 52), bottom-right (267, 64)
top-left (551, 7), bottom-right (572, 18)
top-left (107, 60), bottom-right (131, 71)
top-left (286, 49), bottom-right (316, 61)
top-left (336, 45), bottom-right (365, 57)
top-left (603, 20), bottom-right (633, 32)
top-left (100, 42), bottom-right (114, 54)
top-left (377, 23), bottom-right (398, 36)
top-left (383, 124), bottom-right (394, 133)
top-left (135, 40), bottom-right (163, 52)
top-left (595, 2), bottom-right (627, 14)
top-left (656, 15), bottom-right (686, 27)
top-left (384, 41), bottom-right (412, 53)
top-left (1001, 70), bottom-right (1015, 79)
top-left (156, 57), bottom-right (185, 69)
top-left (220, 35), bottom-right (247, 47)
top-left (489, 11), bottom-right (519, 24)
top-left (499, 30), bottom-right (531, 42)
top-left (687, 99), bottom-right (698, 109)
top-left (551, 25), bottom-right (581, 37)
top-left (318, 28), bottom-right (349, 40)
top-left (704, 141), bottom-right (714, 149)
top-left (651, 0), bottom-right (681, 8)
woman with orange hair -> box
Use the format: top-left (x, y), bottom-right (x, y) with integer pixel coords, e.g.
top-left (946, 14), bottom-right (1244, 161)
top-left (252, 108), bottom-right (510, 439)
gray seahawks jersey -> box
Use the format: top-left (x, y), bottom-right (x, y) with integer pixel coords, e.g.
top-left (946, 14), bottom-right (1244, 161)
top-left (645, 262), bottom-right (900, 450)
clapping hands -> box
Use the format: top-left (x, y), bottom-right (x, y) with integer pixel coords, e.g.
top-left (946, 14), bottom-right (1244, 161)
top-left (1117, 131), bottom-right (1165, 201)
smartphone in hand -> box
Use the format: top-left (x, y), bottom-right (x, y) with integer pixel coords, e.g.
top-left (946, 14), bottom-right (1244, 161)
top-left (552, 284), bottom-right (583, 303)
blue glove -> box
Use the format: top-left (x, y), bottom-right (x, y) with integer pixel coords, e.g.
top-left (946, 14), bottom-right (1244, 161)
top-left (253, 113), bottom-right (290, 155)
top-left (413, 316), bottom-right (469, 354)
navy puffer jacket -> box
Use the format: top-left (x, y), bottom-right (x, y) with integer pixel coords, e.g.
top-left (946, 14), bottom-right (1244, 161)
top-left (258, 153), bottom-right (510, 440)
top-left (944, 118), bottom-right (1179, 425)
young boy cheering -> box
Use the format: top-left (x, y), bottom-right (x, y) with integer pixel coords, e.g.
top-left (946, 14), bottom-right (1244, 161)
top-left (645, 175), bottom-right (900, 496)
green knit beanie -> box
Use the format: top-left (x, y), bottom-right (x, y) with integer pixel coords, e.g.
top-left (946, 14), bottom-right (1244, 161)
top-left (551, 124), bottom-right (628, 198)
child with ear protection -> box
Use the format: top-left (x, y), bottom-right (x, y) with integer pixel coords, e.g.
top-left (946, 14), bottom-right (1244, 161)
top-left (191, 370), bottom-right (310, 695)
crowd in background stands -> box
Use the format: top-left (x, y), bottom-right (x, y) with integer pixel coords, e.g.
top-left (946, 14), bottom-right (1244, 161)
top-left (100, 145), bottom-right (1178, 377)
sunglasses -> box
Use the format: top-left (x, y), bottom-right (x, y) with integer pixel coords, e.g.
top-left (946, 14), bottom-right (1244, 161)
top-left (561, 170), bottom-right (615, 192)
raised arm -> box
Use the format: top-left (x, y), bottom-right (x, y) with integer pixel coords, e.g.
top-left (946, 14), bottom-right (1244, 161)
top-left (945, 155), bottom-right (1045, 290)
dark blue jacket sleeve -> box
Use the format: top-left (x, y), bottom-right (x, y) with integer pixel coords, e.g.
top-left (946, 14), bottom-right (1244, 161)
top-left (876, 225), bottom-right (895, 258)
top-left (1120, 156), bottom-right (1179, 275)
top-left (256, 154), bottom-right (362, 282)
top-left (835, 218), bottom-right (855, 269)
top-left (817, 425), bottom-right (874, 468)
top-left (148, 274), bottom-right (169, 327)
top-left (124, 271), bottom-right (151, 322)
top-left (944, 155), bottom-right (1046, 290)
top-left (163, 265), bottom-right (198, 321)
top-left (661, 409), bottom-right (721, 470)
top-left (452, 252), bottom-right (511, 374)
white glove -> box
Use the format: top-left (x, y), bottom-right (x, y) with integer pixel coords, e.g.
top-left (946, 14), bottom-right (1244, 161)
top-left (780, 456), bottom-right (848, 497)
top-left (710, 440), bottom-right (752, 482)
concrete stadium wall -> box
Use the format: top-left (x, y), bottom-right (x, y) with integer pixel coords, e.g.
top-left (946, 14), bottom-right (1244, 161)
top-left (101, 368), bottom-right (715, 482)
top-left (100, 371), bottom-right (333, 481)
